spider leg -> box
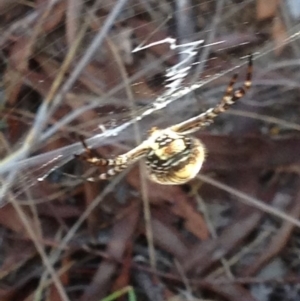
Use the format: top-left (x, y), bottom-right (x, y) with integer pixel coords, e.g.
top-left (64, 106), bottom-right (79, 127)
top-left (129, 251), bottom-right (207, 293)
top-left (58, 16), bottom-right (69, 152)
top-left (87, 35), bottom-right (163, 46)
top-left (87, 161), bottom-right (129, 181)
top-left (225, 54), bottom-right (252, 104)
top-left (84, 142), bottom-right (150, 181)
top-left (171, 54), bottom-right (253, 135)
top-left (74, 135), bottom-right (113, 166)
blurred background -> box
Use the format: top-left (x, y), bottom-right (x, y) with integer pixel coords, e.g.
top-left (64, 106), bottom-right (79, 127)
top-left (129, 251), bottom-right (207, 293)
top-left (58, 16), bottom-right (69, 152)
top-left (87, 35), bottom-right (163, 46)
top-left (1, 0), bottom-right (300, 301)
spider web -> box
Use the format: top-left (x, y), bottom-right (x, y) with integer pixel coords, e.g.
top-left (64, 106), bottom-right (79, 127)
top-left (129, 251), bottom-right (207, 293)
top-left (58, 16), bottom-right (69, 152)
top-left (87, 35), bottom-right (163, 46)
top-left (1, 0), bottom-right (300, 202)
top-left (2, 2), bottom-right (300, 301)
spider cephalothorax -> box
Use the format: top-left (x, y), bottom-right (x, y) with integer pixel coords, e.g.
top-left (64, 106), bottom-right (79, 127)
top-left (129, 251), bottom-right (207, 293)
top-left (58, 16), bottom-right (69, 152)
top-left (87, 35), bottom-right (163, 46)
top-left (76, 55), bottom-right (252, 185)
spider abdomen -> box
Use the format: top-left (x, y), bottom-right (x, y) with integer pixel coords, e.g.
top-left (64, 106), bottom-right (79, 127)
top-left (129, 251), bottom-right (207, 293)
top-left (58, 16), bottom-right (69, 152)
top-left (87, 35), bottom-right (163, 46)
top-left (145, 129), bottom-right (206, 185)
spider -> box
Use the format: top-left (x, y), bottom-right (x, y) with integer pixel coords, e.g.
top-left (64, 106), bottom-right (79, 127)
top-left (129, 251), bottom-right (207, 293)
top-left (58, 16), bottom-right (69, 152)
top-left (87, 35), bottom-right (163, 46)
top-left (76, 55), bottom-right (252, 185)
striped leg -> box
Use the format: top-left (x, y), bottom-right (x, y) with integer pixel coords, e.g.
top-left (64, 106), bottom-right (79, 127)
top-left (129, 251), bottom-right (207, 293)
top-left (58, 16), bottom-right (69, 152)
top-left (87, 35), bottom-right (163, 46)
top-left (171, 54), bottom-right (253, 135)
top-left (222, 54), bottom-right (252, 106)
top-left (75, 137), bottom-right (149, 181)
top-left (75, 136), bottom-right (111, 167)
top-left (87, 157), bottom-right (129, 181)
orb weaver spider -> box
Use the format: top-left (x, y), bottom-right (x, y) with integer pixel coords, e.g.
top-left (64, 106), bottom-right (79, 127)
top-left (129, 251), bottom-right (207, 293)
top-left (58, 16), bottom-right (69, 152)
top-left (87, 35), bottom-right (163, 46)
top-left (76, 55), bottom-right (252, 185)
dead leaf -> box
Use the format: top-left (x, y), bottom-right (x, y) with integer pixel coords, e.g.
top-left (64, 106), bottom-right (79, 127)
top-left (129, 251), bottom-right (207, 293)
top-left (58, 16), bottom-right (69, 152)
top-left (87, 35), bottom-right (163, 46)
top-left (257, 0), bottom-right (280, 20)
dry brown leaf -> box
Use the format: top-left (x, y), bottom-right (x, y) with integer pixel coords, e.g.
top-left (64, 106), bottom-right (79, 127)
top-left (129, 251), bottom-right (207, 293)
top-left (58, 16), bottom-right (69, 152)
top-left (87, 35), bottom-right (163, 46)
top-left (256, 0), bottom-right (280, 20)
top-left (0, 204), bottom-right (38, 238)
top-left (127, 168), bottom-right (209, 240)
top-left (0, 241), bottom-right (36, 279)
